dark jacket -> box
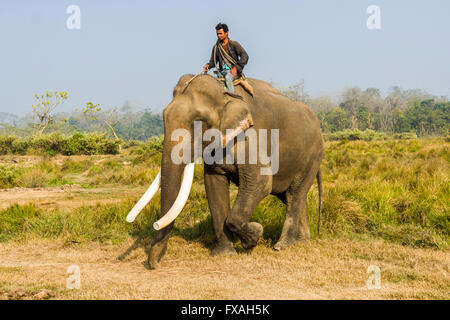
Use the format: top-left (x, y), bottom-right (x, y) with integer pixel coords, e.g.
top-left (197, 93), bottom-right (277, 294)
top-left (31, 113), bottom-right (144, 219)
top-left (208, 39), bottom-right (249, 76)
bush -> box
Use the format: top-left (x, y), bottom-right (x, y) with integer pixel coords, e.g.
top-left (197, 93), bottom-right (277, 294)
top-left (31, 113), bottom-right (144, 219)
top-left (0, 132), bottom-right (120, 155)
top-left (392, 132), bottom-right (418, 139)
top-left (324, 129), bottom-right (388, 141)
top-left (0, 165), bottom-right (21, 188)
top-left (131, 135), bottom-right (164, 163)
top-left (63, 132), bottom-right (120, 155)
top-left (0, 135), bottom-right (29, 154)
top-left (144, 135), bottom-right (164, 153)
top-left (121, 140), bottom-right (143, 149)
top-left (324, 129), bottom-right (421, 141)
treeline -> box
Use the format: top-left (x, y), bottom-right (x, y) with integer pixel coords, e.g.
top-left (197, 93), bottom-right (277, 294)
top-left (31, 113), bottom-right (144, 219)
top-left (67, 109), bottom-right (164, 141)
top-left (1, 108), bottom-right (164, 141)
top-left (1, 85), bottom-right (449, 141)
top-left (281, 85), bottom-right (449, 136)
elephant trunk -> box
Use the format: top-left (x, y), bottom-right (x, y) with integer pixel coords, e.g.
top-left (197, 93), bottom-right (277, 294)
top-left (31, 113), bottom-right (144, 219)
top-left (147, 131), bottom-right (193, 269)
top-left (126, 101), bottom-right (199, 269)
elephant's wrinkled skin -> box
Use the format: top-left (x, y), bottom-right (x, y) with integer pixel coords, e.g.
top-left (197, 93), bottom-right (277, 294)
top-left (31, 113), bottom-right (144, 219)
top-left (147, 74), bottom-right (324, 269)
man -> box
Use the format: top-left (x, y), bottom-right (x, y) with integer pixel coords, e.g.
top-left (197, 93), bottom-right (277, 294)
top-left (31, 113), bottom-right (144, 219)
top-left (203, 23), bottom-right (249, 94)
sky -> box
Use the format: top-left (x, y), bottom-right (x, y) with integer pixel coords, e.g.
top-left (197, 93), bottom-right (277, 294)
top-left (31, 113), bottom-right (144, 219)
top-left (1, 0), bottom-right (449, 116)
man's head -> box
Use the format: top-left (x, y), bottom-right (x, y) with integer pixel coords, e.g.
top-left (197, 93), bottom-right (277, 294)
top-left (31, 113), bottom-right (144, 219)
top-left (215, 23), bottom-right (229, 42)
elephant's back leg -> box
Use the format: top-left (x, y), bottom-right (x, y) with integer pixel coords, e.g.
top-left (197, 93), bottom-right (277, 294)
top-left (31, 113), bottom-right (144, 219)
top-left (274, 162), bottom-right (320, 250)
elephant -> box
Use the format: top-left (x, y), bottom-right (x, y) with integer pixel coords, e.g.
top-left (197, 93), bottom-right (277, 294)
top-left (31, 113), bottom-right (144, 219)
top-left (127, 74), bottom-right (324, 269)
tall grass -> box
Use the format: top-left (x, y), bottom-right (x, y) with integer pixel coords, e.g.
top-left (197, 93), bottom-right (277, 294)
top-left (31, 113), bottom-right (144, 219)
top-left (315, 138), bottom-right (449, 248)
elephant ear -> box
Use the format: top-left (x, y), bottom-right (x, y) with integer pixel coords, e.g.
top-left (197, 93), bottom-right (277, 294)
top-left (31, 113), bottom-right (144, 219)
top-left (219, 97), bottom-right (254, 147)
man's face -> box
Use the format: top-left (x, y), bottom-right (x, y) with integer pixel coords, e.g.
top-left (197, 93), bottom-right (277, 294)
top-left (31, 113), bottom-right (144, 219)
top-left (216, 29), bottom-right (228, 42)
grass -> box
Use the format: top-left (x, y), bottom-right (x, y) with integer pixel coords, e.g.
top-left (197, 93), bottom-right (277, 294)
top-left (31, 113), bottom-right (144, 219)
top-left (0, 137), bottom-right (448, 250)
top-left (0, 137), bottom-right (448, 300)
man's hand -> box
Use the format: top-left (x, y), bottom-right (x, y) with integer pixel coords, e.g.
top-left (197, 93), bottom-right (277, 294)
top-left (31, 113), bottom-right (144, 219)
top-left (203, 64), bottom-right (209, 73)
top-left (231, 66), bottom-right (237, 78)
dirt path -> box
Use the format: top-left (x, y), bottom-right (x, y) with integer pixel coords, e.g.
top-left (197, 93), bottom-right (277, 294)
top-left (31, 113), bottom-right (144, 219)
top-left (0, 185), bottom-right (145, 210)
top-left (0, 237), bottom-right (448, 300)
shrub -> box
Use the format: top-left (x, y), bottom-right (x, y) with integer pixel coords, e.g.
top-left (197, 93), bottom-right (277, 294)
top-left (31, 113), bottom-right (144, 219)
top-left (325, 129), bottom-right (388, 141)
top-left (62, 132), bottom-right (120, 155)
top-left (0, 135), bottom-right (17, 154)
top-left (0, 132), bottom-right (120, 155)
top-left (0, 165), bottom-right (21, 188)
top-left (393, 132), bottom-right (418, 139)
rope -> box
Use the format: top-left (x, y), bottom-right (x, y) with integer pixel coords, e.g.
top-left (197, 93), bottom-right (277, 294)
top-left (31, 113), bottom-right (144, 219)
top-left (213, 40), bottom-right (246, 80)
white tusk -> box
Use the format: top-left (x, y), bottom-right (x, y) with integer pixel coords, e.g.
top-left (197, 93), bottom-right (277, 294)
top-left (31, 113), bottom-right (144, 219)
top-left (153, 163), bottom-right (195, 230)
top-left (126, 170), bottom-right (161, 223)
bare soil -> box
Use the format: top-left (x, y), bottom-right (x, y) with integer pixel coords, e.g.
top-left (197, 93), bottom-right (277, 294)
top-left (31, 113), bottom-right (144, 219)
top-left (0, 185), bottom-right (144, 210)
top-left (0, 237), bottom-right (448, 300)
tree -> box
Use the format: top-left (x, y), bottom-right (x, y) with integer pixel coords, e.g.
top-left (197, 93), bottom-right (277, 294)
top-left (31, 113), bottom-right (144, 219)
top-left (31, 91), bottom-right (68, 133)
top-left (325, 107), bottom-right (349, 132)
top-left (279, 81), bottom-right (310, 104)
top-left (309, 95), bottom-right (336, 113)
top-left (83, 102), bottom-right (120, 139)
top-left (340, 87), bottom-right (362, 129)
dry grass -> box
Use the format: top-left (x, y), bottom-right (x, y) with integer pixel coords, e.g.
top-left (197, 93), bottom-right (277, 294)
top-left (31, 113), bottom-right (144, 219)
top-left (0, 185), bottom-right (148, 210)
top-left (0, 237), bottom-right (448, 300)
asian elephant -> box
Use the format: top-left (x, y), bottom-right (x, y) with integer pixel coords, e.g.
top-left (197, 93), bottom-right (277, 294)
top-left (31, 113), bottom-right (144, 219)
top-left (127, 74), bottom-right (324, 269)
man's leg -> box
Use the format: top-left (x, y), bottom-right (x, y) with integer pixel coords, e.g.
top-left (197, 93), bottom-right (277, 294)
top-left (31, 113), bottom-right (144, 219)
top-left (212, 70), bottom-right (222, 79)
top-left (223, 70), bottom-right (235, 93)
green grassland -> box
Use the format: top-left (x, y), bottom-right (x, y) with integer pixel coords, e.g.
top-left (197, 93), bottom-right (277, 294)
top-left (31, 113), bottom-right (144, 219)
top-left (0, 136), bottom-right (448, 250)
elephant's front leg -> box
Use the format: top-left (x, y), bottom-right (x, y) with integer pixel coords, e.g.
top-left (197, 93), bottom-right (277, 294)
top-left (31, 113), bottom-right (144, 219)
top-left (204, 168), bottom-right (236, 256)
top-left (226, 168), bottom-right (272, 250)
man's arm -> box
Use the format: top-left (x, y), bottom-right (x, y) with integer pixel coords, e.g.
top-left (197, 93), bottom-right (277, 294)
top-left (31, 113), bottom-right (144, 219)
top-left (204, 45), bottom-right (217, 72)
top-left (232, 41), bottom-right (249, 74)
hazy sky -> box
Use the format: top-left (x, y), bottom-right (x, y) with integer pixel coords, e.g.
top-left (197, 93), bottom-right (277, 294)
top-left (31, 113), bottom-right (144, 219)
top-left (1, 0), bottom-right (449, 115)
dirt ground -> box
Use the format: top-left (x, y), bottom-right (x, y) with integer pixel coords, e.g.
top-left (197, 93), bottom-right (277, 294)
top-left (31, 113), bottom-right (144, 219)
top-left (0, 185), bottom-right (143, 210)
top-left (0, 236), bottom-right (448, 300)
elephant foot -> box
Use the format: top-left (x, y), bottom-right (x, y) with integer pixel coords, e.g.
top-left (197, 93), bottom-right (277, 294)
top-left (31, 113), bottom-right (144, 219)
top-left (241, 222), bottom-right (263, 250)
top-left (147, 241), bottom-right (168, 270)
top-left (273, 235), bottom-right (308, 251)
top-left (211, 242), bottom-right (237, 256)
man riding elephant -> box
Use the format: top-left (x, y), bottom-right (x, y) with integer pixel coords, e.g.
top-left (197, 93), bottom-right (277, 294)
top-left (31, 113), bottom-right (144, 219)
top-left (203, 23), bottom-right (249, 94)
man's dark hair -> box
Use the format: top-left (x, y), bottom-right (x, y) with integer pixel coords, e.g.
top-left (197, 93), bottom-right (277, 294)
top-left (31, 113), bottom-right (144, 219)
top-left (215, 23), bottom-right (229, 33)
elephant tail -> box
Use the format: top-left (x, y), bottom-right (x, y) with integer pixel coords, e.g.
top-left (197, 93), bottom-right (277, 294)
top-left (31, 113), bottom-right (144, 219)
top-left (316, 169), bottom-right (323, 236)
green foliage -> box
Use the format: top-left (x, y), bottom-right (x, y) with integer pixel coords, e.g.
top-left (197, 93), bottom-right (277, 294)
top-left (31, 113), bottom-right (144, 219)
top-left (143, 135), bottom-right (164, 153)
top-left (0, 132), bottom-right (120, 156)
top-left (130, 135), bottom-right (164, 164)
top-left (63, 132), bottom-right (120, 155)
top-left (82, 102), bottom-right (120, 139)
top-left (278, 85), bottom-right (450, 137)
top-left (0, 135), bottom-right (29, 154)
top-left (324, 129), bottom-right (388, 141)
top-left (323, 129), bottom-right (420, 141)
top-left (0, 165), bottom-right (21, 188)
top-left (83, 102), bottom-right (102, 119)
top-left (31, 91), bottom-right (69, 133)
